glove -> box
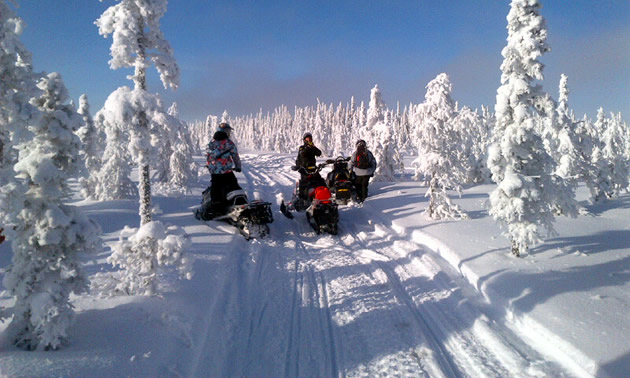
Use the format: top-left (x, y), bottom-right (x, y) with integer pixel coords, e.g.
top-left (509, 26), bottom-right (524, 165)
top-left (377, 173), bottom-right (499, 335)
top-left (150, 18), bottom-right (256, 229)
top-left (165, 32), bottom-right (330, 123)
top-left (291, 165), bottom-right (298, 171)
top-left (235, 168), bottom-right (241, 172)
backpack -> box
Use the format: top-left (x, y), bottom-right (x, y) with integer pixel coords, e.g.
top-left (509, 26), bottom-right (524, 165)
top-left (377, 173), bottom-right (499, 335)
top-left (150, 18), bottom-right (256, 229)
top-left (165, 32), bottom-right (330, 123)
top-left (356, 149), bottom-right (369, 169)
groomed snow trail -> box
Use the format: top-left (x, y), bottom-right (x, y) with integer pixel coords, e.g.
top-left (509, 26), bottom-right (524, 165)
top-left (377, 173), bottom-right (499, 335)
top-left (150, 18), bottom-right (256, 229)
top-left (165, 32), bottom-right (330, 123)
top-left (186, 154), bottom-right (568, 377)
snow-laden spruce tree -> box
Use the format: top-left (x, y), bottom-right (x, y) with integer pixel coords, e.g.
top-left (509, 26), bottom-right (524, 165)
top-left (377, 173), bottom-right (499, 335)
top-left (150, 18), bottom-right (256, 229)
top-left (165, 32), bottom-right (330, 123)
top-left (96, 0), bottom-right (179, 225)
top-left (572, 116), bottom-right (603, 203)
top-left (366, 86), bottom-right (396, 181)
top-left (367, 85), bottom-right (385, 128)
top-left (538, 82), bottom-right (578, 185)
top-left (76, 94), bottom-right (103, 198)
top-left (95, 0), bottom-right (192, 295)
top-left (91, 96), bottom-right (137, 200)
top-left (488, 0), bottom-right (576, 257)
top-left (535, 92), bottom-right (579, 216)
top-left (3, 73), bottom-right (101, 350)
top-left (553, 74), bottom-right (602, 207)
top-left (600, 110), bottom-right (629, 198)
top-left (370, 122), bottom-right (396, 182)
top-left (347, 85), bottom-right (386, 174)
top-left (581, 109), bottom-right (613, 202)
top-left (413, 73), bottom-right (468, 219)
top-left (454, 105), bottom-right (489, 184)
top-left (0, 1), bottom-right (39, 242)
top-left (165, 102), bottom-right (197, 194)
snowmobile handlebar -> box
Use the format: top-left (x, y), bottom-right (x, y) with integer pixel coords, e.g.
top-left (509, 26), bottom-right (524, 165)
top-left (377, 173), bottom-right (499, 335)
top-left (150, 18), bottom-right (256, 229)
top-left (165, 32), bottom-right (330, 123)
top-left (291, 161), bottom-right (331, 175)
top-left (325, 156), bottom-right (351, 164)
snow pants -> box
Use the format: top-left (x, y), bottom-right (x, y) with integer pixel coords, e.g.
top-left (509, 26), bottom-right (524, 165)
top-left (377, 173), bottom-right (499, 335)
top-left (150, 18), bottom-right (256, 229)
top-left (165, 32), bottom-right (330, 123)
top-left (354, 175), bottom-right (370, 202)
top-left (210, 171), bottom-right (240, 214)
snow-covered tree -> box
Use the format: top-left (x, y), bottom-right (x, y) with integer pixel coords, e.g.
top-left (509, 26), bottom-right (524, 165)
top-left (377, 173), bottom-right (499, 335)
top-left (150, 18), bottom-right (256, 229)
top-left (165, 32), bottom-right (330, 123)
top-left (0, 0), bottom-right (41, 241)
top-left (488, 0), bottom-right (576, 257)
top-left (76, 94), bottom-right (103, 198)
top-left (366, 84), bottom-right (385, 129)
top-left (164, 102), bottom-right (197, 193)
top-left (455, 105), bottom-right (490, 184)
top-left (3, 73), bottom-right (101, 350)
top-left (221, 109), bottom-right (229, 124)
top-left (105, 221), bottom-right (192, 296)
top-left (412, 73), bottom-right (468, 219)
top-left (363, 86), bottom-right (396, 182)
top-left (91, 94), bottom-right (137, 200)
top-left (371, 122), bottom-right (396, 181)
top-left (600, 111), bottom-right (629, 197)
top-left (96, 0), bottom-right (180, 225)
top-left (96, 0), bottom-right (191, 295)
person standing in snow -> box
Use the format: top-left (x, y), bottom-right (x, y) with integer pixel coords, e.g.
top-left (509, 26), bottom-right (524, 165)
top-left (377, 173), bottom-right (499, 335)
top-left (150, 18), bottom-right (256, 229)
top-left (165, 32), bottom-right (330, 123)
top-left (350, 139), bottom-right (377, 203)
top-left (295, 132), bottom-right (321, 171)
top-left (292, 132), bottom-right (325, 205)
top-left (205, 122), bottom-right (242, 217)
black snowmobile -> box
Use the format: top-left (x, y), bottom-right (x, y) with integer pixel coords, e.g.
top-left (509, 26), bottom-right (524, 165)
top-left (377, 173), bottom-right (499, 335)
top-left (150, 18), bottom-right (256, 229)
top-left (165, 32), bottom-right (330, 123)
top-left (280, 162), bottom-right (339, 235)
top-left (325, 156), bottom-right (355, 205)
top-left (195, 183), bottom-right (273, 240)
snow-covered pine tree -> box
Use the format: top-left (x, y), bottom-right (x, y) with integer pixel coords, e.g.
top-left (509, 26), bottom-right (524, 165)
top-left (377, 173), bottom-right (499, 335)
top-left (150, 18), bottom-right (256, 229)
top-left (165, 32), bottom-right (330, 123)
top-left (314, 99), bottom-right (330, 154)
top-left (202, 114), bottom-right (217, 150)
top-left (362, 85), bottom-right (396, 181)
top-left (390, 101), bottom-right (406, 174)
top-left (488, 0), bottom-right (576, 257)
top-left (0, 0), bottom-right (40, 241)
top-left (583, 108), bottom-right (616, 202)
top-left (4, 73), bottom-right (101, 350)
top-left (96, 0), bottom-right (179, 225)
top-left (367, 85), bottom-right (385, 129)
top-left (166, 102), bottom-right (197, 193)
top-left (539, 79), bottom-right (578, 184)
top-left (454, 105), bottom-right (489, 184)
top-left (572, 116), bottom-right (602, 203)
top-left (76, 94), bottom-right (103, 198)
top-left (91, 94), bottom-right (138, 200)
top-left (220, 109), bottom-right (228, 123)
top-left (357, 100), bottom-right (367, 136)
top-left (95, 0), bottom-right (192, 295)
top-left (601, 111), bottom-right (629, 198)
top-left (412, 73), bottom-right (468, 219)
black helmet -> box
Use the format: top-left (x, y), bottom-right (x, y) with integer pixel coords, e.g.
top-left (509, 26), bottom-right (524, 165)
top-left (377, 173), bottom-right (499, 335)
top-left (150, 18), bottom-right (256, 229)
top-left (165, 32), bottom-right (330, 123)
top-left (303, 132), bottom-right (313, 141)
top-left (356, 139), bottom-right (366, 148)
top-left (218, 122), bottom-right (233, 131)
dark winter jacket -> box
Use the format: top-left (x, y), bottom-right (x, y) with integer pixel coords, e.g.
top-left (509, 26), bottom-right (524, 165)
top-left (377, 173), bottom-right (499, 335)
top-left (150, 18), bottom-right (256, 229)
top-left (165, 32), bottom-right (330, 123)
top-left (295, 142), bottom-right (322, 171)
top-left (206, 130), bottom-right (241, 175)
top-left (350, 149), bottom-right (377, 177)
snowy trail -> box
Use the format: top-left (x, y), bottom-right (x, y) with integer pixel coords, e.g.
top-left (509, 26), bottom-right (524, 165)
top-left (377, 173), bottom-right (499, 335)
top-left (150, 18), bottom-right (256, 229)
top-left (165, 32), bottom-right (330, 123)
top-left (185, 154), bottom-right (568, 377)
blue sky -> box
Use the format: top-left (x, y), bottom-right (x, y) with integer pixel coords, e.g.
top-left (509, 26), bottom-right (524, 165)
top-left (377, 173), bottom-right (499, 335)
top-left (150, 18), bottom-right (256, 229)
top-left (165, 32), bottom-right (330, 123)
top-left (14, 1), bottom-right (630, 122)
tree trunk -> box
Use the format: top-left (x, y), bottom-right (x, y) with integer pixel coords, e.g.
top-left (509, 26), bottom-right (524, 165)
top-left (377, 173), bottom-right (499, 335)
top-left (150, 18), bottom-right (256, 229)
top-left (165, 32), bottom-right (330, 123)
top-left (135, 28), bottom-right (151, 226)
top-left (511, 238), bottom-right (520, 257)
top-left (139, 164), bottom-right (151, 225)
top-left (427, 174), bottom-right (437, 218)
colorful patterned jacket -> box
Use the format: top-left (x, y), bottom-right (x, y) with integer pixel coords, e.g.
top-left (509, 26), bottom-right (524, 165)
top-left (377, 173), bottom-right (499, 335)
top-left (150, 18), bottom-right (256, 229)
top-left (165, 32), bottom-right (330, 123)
top-left (206, 130), bottom-right (241, 175)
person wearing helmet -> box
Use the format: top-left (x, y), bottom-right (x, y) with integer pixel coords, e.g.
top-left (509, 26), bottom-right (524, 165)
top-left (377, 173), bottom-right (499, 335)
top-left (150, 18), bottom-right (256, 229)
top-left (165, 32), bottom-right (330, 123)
top-left (350, 139), bottom-right (377, 203)
top-left (204, 122), bottom-right (242, 218)
top-left (293, 132), bottom-right (324, 205)
top-left (295, 132), bottom-right (321, 171)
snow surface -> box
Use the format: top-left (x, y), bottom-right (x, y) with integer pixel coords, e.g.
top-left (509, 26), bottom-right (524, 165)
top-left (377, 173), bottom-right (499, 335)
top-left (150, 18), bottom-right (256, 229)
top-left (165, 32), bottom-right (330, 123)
top-left (1, 152), bottom-right (629, 377)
